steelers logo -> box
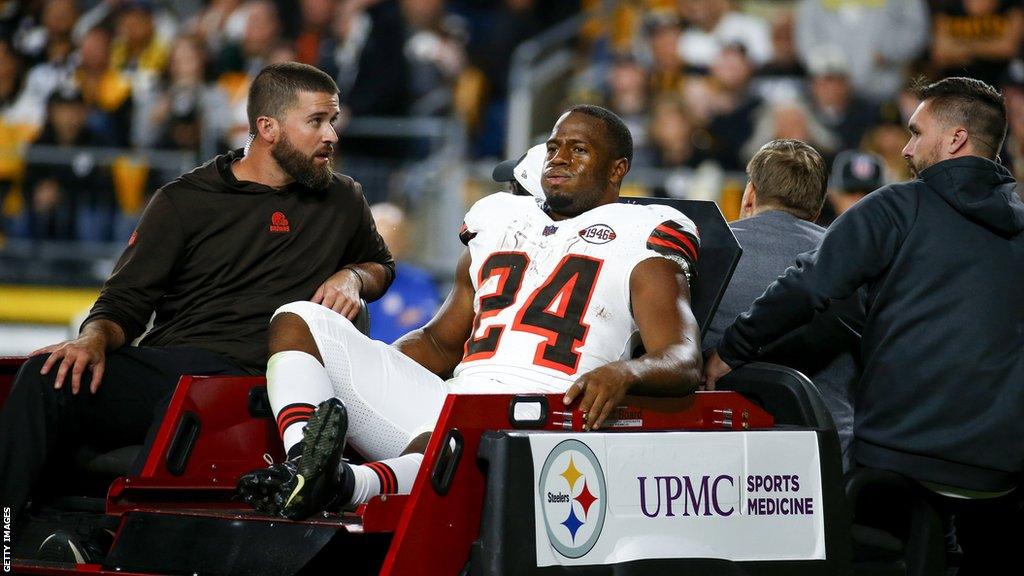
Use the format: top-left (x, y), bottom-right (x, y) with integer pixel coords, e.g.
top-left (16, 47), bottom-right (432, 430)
top-left (538, 439), bottom-right (607, 558)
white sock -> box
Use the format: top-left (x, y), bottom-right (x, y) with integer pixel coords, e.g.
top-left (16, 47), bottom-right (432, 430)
top-left (349, 453), bottom-right (424, 505)
top-left (267, 350), bottom-right (334, 456)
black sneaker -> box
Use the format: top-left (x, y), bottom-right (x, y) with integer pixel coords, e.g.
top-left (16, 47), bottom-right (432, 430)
top-left (36, 530), bottom-right (97, 564)
top-left (280, 398), bottom-right (352, 520)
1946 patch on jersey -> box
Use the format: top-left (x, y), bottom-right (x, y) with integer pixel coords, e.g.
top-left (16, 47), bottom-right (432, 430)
top-left (578, 224), bottom-right (616, 244)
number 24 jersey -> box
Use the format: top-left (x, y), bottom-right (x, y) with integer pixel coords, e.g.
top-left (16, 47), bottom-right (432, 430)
top-left (452, 193), bottom-right (699, 392)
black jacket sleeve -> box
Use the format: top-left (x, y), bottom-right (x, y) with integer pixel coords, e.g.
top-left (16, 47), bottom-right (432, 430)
top-left (717, 185), bottom-right (917, 366)
top-left (82, 190), bottom-right (185, 342)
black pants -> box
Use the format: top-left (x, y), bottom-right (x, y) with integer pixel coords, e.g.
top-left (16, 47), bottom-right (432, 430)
top-left (857, 474), bottom-right (1023, 575)
top-left (0, 346), bottom-right (247, 521)
top-left (929, 487), bottom-right (1024, 576)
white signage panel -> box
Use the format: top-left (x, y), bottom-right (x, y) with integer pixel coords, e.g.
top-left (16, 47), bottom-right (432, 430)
top-left (529, 431), bottom-right (825, 567)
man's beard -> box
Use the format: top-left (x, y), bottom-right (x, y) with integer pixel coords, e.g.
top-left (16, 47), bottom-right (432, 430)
top-left (271, 134), bottom-right (333, 190)
top-left (905, 157), bottom-right (920, 178)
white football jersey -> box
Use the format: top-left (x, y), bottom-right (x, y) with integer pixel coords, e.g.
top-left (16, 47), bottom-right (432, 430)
top-left (450, 193), bottom-right (699, 393)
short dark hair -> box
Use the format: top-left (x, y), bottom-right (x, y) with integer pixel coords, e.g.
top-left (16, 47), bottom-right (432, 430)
top-left (565, 104), bottom-right (634, 165)
top-left (247, 62), bottom-right (339, 133)
top-left (747, 139), bottom-right (827, 221)
top-left (910, 76), bottom-right (1007, 159)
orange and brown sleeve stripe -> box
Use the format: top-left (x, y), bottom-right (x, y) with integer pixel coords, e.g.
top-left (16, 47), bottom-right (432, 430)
top-left (647, 221), bottom-right (699, 264)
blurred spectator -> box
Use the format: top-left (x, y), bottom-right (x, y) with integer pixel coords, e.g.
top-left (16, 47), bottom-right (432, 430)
top-left (931, 0), bottom-right (1024, 89)
top-left (606, 53), bottom-right (649, 149)
top-left (400, 0), bottom-right (467, 112)
top-left (74, 27), bottom-right (133, 147)
top-left (295, 0), bottom-right (336, 67)
top-left (366, 202), bottom-right (440, 344)
top-left (18, 0), bottom-right (81, 129)
top-left (14, 0), bottom-right (77, 67)
top-left (818, 149), bottom-right (887, 227)
top-left (334, 1), bottom-right (409, 117)
top-left (795, 0), bottom-right (929, 103)
top-left (0, 38), bottom-right (36, 130)
top-left (0, 1), bottom-right (25, 42)
top-left (218, 0), bottom-right (282, 77)
top-left (323, 0), bottom-right (366, 93)
top-left (1002, 60), bottom-right (1024, 181)
top-left (639, 94), bottom-right (709, 170)
top-left (472, 0), bottom-right (540, 157)
top-left (742, 97), bottom-right (839, 164)
top-left (644, 11), bottom-right (689, 98)
top-left (806, 47), bottom-right (879, 151)
top-left (677, 0), bottom-right (772, 69)
top-left (213, 0), bottom-right (285, 149)
top-left (108, 1), bottom-right (173, 148)
top-left (863, 102), bottom-right (917, 183)
top-left (759, 10), bottom-right (805, 79)
top-left (148, 35), bottom-right (229, 154)
top-left (110, 1), bottom-right (170, 76)
top-left (331, 1), bottom-right (417, 165)
top-left (0, 38), bottom-right (38, 235)
top-left (702, 43), bottom-right (764, 170)
top-left (187, 0), bottom-right (244, 54)
top-left (19, 88), bottom-right (116, 241)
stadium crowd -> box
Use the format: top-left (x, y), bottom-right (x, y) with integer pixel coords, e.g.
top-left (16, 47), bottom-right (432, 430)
top-left (0, 0), bottom-right (1022, 240)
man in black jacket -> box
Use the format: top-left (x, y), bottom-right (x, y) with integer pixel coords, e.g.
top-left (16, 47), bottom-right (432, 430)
top-left (705, 77), bottom-right (1024, 574)
top-left (0, 62), bottom-right (395, 535)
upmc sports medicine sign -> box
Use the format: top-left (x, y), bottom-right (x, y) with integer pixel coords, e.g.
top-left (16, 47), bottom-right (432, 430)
top-left (530, 431), bottom-right (826, 567)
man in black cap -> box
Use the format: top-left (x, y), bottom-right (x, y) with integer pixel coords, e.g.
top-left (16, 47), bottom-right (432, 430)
top-left (817, 149), bottom-right (886, 226)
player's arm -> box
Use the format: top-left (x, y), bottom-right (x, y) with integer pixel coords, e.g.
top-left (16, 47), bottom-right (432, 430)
top-left (564, 256), bottom-right (702, 430)
top-left (313, 262), bottom-right (392, 319)
top-left (43, 190), bottom-right (184, 394)
top-left (393, 249), bottom-right (475, 378)
top-left (314, 185), bottom-right (396, 318)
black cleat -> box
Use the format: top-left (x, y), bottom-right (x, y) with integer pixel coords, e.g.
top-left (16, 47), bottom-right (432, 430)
top-left (237, 457), bottom-right (300, 516)
top-left (279, 398), bottom-right (351, 520)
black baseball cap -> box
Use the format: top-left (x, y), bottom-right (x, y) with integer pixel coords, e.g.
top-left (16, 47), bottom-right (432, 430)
top-left (492, 154), bottom-right (525, 185)
top-left (830, 150), bottom-right (886, 194)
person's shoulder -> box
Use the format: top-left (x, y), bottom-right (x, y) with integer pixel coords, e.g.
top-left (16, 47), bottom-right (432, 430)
top-left (466, 192), bottom-right (537, 220)
top-left (859, 180), bottom-right (922, 210)
top-left (831, 180), bottom-right (922, 231)
top-left (473, 191), bottom-right (535, 209)
top-left (603, 203), bottom-right (700, 257)
top-left (159, 153), bottom-right (227, 199)
top-left (330, 172), bottom-right (359, 194)
top-left (617, 202), bottom-right (698, 236)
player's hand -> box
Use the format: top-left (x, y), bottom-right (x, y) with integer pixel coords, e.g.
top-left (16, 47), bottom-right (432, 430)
top-left (563, 362), bottom-right (633, 431)
top-left (32, 334), bottom-right (107, 395)
top-left (702, 350), bottom-right (732, 391)
top-left (312, 268), bottom-right (362, 319)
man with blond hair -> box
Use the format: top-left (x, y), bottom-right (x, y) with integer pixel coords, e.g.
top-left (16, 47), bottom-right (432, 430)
top-left (705, 139), bottom-right (858, 469)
